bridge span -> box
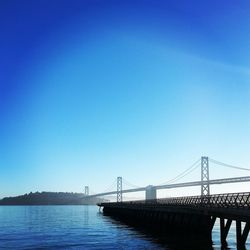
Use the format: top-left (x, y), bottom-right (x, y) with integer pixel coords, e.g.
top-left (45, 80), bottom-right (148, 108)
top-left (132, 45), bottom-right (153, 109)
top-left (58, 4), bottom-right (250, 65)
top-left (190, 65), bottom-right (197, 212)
top-left (87, 176), bottom-right (250, 199)
top-left (85, 157), bottom-right (250, 201)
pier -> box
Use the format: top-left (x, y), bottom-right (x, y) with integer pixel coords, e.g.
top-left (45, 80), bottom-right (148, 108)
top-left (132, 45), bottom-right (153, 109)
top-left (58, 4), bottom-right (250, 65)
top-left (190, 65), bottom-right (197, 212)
top-left (98, 192), bottom-right (250, 247)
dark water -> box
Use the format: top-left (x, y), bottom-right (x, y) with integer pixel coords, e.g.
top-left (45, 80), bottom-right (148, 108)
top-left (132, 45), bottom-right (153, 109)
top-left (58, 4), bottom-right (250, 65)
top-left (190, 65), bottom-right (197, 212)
top-left (0, 206), bottom-right (248, 249)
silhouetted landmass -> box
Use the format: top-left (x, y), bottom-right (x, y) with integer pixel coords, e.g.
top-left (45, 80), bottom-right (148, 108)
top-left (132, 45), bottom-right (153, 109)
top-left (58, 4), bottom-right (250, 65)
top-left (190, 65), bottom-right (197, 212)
top-left (0, 192), bottom-right (108, 205)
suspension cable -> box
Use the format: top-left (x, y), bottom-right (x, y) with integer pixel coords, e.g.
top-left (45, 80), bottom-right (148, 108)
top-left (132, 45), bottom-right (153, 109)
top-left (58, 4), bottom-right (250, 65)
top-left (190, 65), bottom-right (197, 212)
top-left (166, 163), bottom-right (201, 184)
top-left (159, 158), bottom-right (201, 185)
top-left (123, 178), bottom-right (142, 189)
top-left (210, 158), bottom-right (250, 172)
top-left (102, 179), bottom-right (117, 193)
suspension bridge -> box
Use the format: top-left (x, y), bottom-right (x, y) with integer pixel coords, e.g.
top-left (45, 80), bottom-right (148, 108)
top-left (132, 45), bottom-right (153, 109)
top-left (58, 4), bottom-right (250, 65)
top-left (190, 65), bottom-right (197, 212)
top-left (84, 156), bottom-right (250, 247)
top-left (84, 157), bottom-right (250, 201)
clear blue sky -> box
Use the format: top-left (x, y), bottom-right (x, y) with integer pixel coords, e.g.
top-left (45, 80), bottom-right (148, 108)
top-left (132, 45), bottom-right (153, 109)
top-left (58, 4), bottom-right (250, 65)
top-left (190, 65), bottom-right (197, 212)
top-left (1, 0), bottom-right (250, 198)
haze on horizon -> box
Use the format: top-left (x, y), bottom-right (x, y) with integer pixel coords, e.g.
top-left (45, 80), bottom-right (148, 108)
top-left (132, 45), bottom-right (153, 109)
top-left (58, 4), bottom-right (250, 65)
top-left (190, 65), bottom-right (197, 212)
top-left (0, 0), bottom-right (250, 199)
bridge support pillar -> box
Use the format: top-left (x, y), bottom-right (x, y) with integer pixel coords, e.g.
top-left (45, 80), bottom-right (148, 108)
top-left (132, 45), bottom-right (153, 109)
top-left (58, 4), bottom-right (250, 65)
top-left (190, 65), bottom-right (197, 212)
top-left (210, 216), bottom-right (216, 230)
top-left (145, 185), bottom-right (157, 200)
top-left (201, 156), bottom-right (210, 197)
top-left (236, 220), bottom-right (250, 247)
top-left (220, 218), bottom-right (232, 245)
top-left (85, 186), bottom-right (89, 196)
top-left (117, 177), bottom-right (122, 202)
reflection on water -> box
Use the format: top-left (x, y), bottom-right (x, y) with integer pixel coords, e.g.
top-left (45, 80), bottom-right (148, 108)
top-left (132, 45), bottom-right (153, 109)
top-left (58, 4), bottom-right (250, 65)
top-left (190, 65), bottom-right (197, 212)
top-left (102, 213), bottom-right (215, 250)
top-left (0, 206), bottom-right (248, 249)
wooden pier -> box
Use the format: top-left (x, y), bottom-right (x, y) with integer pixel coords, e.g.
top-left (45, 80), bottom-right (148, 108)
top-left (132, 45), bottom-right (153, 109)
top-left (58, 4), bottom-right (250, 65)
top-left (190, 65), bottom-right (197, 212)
top-left (98, 192), bottom-right (250, 248)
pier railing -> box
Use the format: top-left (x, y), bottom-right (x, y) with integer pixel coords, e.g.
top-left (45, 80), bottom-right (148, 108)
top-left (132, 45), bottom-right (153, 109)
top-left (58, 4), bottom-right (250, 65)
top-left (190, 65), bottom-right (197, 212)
top-left (104, 192), bottom-right (250, 209)
top-left (156, 192), bottom-right (250, 209)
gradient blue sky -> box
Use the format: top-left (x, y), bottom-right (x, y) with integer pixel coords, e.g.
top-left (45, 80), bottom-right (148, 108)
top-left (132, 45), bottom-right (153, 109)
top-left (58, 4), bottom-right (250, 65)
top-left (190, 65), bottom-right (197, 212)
top-left (1, 0), bottom-right (250, 198)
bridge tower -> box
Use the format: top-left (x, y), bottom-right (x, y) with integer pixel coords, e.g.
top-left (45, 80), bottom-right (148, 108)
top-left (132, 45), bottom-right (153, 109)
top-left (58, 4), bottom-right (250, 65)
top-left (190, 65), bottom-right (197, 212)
top-left (117, 177), bottom-right (122, 202)
top-left (85, 186), bottom-right (89, 196)
top-left (201, 156), bottom-right (210, 196)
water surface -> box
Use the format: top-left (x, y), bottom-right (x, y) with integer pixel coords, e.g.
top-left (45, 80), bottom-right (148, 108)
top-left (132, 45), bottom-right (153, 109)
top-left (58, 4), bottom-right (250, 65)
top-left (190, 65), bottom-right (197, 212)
top-left (0, 206), bottom-right (248, 249)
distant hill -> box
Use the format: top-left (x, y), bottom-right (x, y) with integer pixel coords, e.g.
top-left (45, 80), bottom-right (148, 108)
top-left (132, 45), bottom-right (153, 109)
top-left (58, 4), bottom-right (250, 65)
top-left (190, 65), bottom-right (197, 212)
top-left (0, 192), bottom-right (108, 205)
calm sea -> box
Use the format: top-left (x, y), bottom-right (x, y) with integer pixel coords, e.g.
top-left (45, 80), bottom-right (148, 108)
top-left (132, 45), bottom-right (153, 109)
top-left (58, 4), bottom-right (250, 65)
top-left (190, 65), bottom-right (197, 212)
top-left (0, 205), bottom-right (248, 249)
